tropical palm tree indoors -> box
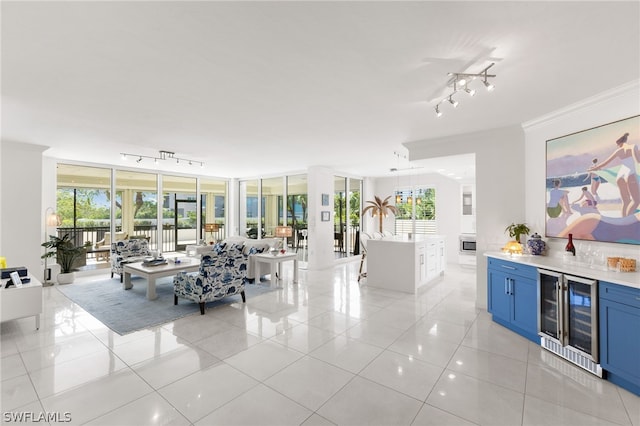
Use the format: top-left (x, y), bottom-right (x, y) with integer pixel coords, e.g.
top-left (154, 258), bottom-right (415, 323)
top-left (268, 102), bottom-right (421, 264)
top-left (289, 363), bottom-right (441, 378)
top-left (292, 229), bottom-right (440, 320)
top-left (362, 195), bottom-right (399, 233)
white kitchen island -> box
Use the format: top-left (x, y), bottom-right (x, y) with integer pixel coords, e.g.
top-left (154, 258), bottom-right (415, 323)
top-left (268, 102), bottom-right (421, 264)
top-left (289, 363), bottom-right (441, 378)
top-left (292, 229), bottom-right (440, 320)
top-left (366, 235), bottom-right (445, 293)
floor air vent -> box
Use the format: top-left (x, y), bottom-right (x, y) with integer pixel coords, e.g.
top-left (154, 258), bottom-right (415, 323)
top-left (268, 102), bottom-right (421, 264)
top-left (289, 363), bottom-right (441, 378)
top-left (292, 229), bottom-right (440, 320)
top-left (541, 336), bottom-right (603, 377)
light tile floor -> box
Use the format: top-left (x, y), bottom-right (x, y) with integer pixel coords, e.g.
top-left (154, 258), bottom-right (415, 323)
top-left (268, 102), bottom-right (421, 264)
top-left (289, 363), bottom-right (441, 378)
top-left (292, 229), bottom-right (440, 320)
top-left (1, 262), bottom-right (638, 426)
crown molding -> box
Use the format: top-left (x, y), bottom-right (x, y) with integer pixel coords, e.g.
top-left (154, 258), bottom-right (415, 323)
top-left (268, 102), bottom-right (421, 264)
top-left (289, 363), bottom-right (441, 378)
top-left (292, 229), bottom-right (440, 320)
top-left (522, 80), bottom-right (640, 131)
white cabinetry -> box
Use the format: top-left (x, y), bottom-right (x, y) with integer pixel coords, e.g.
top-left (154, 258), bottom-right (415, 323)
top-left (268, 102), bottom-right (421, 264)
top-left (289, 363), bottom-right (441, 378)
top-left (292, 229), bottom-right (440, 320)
top-left (0, 276), bottom-right (43, 329)
top-left (367, 235), bottom-right (445, 293)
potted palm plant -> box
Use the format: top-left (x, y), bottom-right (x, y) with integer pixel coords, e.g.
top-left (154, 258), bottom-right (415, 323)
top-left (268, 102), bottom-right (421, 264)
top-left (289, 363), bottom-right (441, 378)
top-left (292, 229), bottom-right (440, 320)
top-left (362, 195), bottom-right (399, 233)
top-left (41, 234), bottom-right (90, 284)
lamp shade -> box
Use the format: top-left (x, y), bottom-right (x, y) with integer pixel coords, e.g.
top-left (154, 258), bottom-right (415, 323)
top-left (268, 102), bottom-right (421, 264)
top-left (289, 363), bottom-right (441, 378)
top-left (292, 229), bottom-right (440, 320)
top-left (204, 223), bottom-right (219, 232)
top-left (502, 240), bottom-right (523, 255)
top-left (46, 212), bottom-right (61, 227)
top-left (275, 226), bottom-right (293, 238)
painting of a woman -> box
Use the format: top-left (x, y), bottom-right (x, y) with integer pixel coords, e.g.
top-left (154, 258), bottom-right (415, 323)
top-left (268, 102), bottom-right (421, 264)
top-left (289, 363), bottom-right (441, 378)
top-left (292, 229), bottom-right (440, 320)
top-left (589, 132), bottom-right (640, 217)
top-left (546, 115), bottom-right (640, 245)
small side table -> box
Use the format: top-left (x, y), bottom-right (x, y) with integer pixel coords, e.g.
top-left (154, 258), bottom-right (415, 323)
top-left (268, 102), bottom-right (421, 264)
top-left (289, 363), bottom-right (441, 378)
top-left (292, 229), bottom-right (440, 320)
top-left (0, 275), bottom-right (43, 329)
top-left (253, 252), bottom-right (298, 284)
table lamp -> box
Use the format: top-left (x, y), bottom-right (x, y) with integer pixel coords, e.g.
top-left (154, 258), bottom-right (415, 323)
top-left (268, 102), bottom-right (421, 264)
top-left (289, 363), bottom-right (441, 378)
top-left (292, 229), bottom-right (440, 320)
top-left (204, 223), bottom-right (219, 244)
top-left (275, 226), bottom-right (293, 251)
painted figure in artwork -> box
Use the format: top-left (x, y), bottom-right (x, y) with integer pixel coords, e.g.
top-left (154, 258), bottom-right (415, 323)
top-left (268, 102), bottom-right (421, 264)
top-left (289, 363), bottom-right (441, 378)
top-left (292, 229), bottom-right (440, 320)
top-left (584, 158), bottom-right (601, 199)
top-left (571, 186), bottom-right (598, 210)
top-left (547, 179), bottom-right (571, 218)
top-left (589, 132), bottom-right (640, 217)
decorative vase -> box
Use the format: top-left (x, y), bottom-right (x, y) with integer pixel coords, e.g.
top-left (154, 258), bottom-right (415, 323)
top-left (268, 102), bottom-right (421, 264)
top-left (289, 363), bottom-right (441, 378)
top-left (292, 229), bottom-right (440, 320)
top-left (57, 272), bottom-right (75, 285)
top-left (527, 233), bottom-right (547, 255)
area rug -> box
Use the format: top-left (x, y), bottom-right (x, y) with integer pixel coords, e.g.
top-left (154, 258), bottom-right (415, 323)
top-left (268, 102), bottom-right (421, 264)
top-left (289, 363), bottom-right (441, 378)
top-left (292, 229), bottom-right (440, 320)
top-left (57, 276), bottom-right (276, 335)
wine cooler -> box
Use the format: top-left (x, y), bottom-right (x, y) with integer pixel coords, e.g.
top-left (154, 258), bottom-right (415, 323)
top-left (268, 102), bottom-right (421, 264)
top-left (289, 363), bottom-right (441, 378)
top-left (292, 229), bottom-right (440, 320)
top-left (538, 269), bottom-right (602, 377)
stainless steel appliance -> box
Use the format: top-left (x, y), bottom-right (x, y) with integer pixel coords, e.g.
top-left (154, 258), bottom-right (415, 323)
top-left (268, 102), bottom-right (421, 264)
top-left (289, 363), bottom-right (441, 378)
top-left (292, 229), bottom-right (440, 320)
top-left (459, 234), bottom-right (476, 253)
top-left (537, 269), bottom-right (602, 376)
top-left (458, 234), bottom-right (476, 266)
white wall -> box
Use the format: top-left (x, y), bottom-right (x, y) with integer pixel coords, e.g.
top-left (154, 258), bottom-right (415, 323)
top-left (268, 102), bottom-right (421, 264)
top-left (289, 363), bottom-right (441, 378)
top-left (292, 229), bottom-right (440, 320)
top-left (307, 166), bottom-right (337, 270)
top-left (524, 80), bottom-right (640, 260)
top-left (371, 172), bottom-right (462, 262)
top-left (1, 141), bottom-right (48, 278)
top-left (405, 125), bottom-right (526, 309)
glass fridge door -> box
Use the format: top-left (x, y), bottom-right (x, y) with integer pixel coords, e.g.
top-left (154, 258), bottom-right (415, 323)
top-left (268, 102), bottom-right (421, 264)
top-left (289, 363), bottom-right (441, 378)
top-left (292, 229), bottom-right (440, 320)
top-left (538, 269), bottom-right (562, 341)
top-left (565, 275), bottom-right (598, 360)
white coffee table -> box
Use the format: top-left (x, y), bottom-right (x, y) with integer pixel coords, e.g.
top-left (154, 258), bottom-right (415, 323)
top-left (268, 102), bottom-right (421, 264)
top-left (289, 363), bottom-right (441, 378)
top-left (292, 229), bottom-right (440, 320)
top-left (123, 259), bottom-right (199, 300)
top-left (253, 252), bottom-right (298, 284)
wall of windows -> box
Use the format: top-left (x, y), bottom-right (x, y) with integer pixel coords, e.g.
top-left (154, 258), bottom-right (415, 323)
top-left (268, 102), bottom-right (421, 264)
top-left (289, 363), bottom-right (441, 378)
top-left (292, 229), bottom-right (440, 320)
top-left (200, 178), bottom-right (227, 243)
top-left (261, 177), bottom-right (284, 238)
top-left (287, 174), bottom-right (308, 258)
top-left (56, 164), bottom-right (113, 248)
top-left (394, 186), bottom-right (436, 235)
top-left (56, 164), bottom-right (228, 257)
top-left (333, 176), bottom-right (362, 258)
top-left (162, 175), bottom-right (197, 252)
top-left (239, 179), bottom-right (260, 239)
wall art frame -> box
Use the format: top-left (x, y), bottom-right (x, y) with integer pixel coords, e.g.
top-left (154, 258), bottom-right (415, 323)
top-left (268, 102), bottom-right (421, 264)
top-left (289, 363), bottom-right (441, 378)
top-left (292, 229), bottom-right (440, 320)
top-left (545, 115), bottom-right (640, 245)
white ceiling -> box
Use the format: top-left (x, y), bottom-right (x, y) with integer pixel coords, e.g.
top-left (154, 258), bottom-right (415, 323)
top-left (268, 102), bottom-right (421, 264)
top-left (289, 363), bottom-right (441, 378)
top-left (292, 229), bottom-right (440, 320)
top-left (2, 1), bottom-right (639, 179)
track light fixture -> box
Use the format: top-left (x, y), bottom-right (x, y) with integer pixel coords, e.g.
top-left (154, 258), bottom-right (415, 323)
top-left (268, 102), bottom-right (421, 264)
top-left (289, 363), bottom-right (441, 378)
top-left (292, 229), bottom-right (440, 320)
top-left (464, 84), bottom-right (476, 96)
top-left (120, 150), bottom-right (204, 168)
top-left (433, 62), bottom-right (496, 117)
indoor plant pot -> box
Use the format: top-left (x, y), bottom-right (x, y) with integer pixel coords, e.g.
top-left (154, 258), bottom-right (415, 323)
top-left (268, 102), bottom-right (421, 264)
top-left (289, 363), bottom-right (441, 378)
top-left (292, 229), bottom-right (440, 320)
top-left (504, 223), bottom-right (531, 245)
top-left (41, 234), bottom-right (90, 285)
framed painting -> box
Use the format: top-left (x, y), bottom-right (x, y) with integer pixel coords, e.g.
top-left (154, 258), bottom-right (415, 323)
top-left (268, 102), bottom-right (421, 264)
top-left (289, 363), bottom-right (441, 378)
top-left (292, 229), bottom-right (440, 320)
top-left (545, 115), bottom-right (640, 245)
top-left (321, 193), bottom-right (329, 206)
top-left (321, 211), bottom-right (330, 222)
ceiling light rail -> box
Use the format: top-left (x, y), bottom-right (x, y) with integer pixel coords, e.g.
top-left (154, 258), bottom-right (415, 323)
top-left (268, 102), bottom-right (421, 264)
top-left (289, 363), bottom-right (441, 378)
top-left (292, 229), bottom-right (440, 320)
top-left (434, 62), bottom-right (496, 117)
top-left (120, 150), bottom-right (204, 167)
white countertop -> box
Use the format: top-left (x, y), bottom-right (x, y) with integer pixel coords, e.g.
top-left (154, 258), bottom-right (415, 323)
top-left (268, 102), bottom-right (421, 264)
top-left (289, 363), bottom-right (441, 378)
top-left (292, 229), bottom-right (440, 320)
top-left (485, 252), bottom-right (640, 290)
top-left (369, 235), bottom-right (445, 244)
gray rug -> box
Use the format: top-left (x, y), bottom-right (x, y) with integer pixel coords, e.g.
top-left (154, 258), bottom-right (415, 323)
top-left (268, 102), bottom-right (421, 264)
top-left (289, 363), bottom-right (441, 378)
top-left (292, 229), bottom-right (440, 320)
top-left (57, 276), bottom-right (275, 335)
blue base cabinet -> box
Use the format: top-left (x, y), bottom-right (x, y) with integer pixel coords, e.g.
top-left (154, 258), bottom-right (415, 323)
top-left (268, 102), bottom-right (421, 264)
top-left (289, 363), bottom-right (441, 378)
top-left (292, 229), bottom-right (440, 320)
top-left (487, 257), bottom-right (538, 343)
top-left (599, 281), bottom-right (640, 396)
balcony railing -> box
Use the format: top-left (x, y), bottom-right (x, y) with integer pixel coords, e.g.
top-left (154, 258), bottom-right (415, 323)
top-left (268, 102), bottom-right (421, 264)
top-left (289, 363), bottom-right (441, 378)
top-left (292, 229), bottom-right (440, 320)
top-left (55, 225), bottom-right (215, 253)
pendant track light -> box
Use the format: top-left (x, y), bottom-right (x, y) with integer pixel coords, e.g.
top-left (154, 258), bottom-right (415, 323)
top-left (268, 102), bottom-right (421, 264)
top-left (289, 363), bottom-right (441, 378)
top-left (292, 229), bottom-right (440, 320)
top-left (120, 150), bottom-right (204, 167)
top-left (433, 63), bottom-right (496, 117)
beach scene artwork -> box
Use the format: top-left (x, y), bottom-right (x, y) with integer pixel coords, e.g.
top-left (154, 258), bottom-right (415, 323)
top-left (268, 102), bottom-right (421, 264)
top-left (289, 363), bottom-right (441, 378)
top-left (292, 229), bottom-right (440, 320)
top-left (545, 115), bottom-right (640, 245)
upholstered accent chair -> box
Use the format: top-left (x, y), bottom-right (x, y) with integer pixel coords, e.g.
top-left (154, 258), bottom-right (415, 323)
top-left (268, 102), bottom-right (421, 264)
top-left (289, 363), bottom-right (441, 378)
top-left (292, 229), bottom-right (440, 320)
top-left (110, 239), bottom-right (151, 282)
top-left (173, 243), bottom-right (248, 315)
top-left (223, 237), bottom-right (275, 282)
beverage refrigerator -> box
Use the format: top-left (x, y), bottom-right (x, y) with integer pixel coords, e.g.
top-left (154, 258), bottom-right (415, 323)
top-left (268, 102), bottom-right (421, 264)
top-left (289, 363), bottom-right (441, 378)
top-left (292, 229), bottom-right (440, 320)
top-left (538, 269), bottom-right (602, 376)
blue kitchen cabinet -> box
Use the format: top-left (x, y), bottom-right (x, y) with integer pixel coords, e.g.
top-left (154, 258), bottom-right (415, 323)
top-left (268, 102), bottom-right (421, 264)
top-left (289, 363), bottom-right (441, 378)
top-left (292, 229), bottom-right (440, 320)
top-left (487, 257), bottom-right (538, 343)
top-left (599, 281), bottom-right (640, 396)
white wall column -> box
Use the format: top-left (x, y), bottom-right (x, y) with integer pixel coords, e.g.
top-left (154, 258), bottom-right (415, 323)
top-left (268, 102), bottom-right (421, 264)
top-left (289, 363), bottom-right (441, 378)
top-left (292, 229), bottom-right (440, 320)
top-left (406, 125), bottom-right (526, 309)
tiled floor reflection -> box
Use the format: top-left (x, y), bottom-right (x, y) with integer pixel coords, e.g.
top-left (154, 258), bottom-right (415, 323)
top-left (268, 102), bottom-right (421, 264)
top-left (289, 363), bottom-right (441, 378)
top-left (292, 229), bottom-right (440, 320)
top-left (1, 262), bottom-right (638, 425)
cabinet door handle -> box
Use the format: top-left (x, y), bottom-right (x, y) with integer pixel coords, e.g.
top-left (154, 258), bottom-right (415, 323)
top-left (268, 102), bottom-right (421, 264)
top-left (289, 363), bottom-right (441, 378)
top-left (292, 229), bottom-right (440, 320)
top-left (504, 278), bottom-right (509, 295)
top-left (509, 279), bottom-right (514, 295)
top-left (501, 265), bottom-right (516, 270)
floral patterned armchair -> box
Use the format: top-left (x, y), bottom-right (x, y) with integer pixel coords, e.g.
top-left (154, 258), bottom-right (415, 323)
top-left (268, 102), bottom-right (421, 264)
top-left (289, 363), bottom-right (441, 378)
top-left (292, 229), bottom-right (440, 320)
top-left (110, 239), bottom-right (151, 282)
top-left (173, 243), bottom-right (248, 315)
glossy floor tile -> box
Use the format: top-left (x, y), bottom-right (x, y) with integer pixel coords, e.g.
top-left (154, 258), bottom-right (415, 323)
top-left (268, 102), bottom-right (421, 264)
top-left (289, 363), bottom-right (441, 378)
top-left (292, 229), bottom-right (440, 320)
top-left (1, 261), bottom-right (637, 426)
